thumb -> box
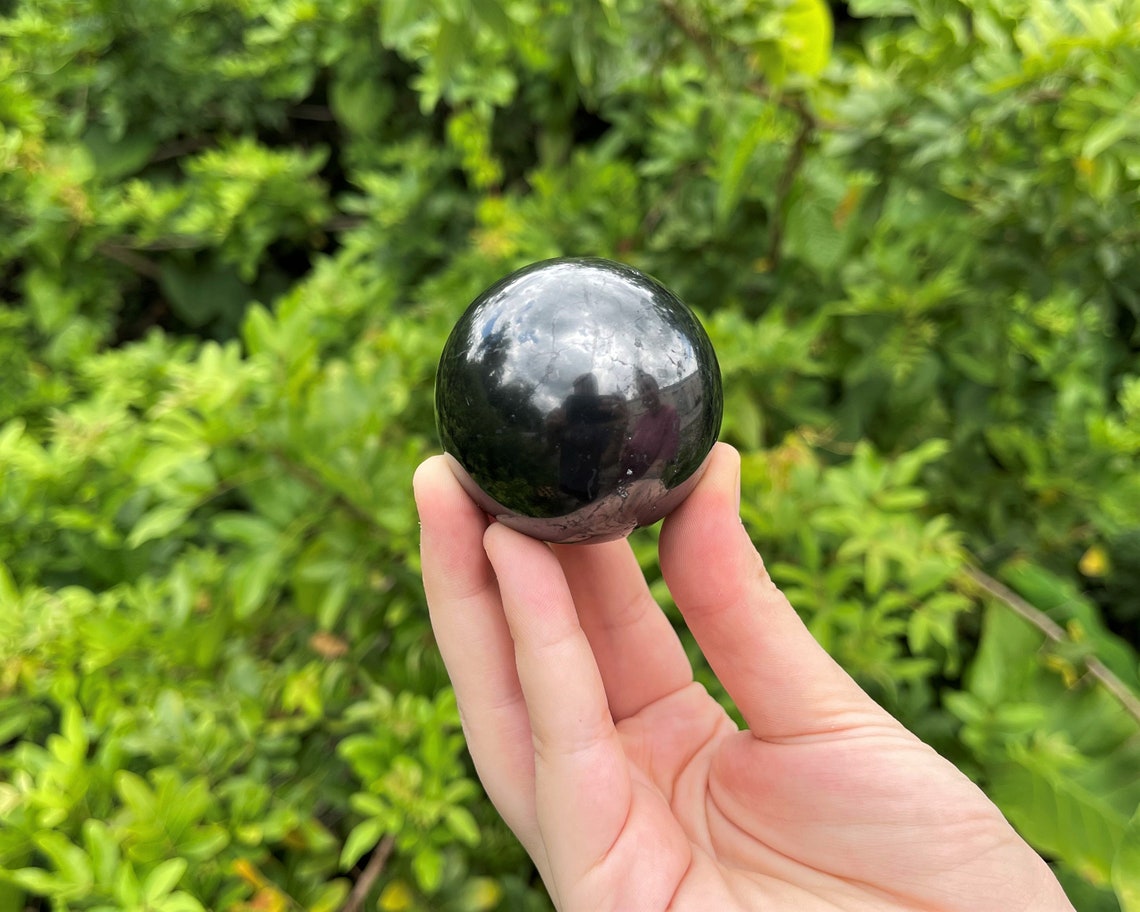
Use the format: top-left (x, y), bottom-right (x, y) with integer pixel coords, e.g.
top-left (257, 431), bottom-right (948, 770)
top-left (659, 443), bottom-right (891, 740)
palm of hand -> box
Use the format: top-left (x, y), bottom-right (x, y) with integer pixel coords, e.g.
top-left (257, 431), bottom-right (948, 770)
top-left (415, 445), bottom-right (1071, 912)
top-left (597, 685), bottom-right (1026, 911)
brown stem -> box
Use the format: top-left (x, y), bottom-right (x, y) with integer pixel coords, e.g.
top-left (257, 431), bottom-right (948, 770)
top-left (962, 565), bottom-right (1140, 726)
top-left (151, 136), bottom-right (211, 163)
top-left (291, 103), bottom-right (337, 121)
top-left (659, 0), bottom-right (818, 267)
top-left (766, 108), bottom-right (814, 271)
top-left (339, 834), bottom-right (396, 912)
top-left (269, 449), bottom-right (383, 533)
top-left (97, 242), bottom-right (164, 280)
top-left (659, 0), bottom-right (717, 62)
top-left (659, 0), bottom-right (829, 126)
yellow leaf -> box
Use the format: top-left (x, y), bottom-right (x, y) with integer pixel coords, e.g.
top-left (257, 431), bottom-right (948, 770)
top-left (1043, 654), bottom-right (1080, 689)
top-left (231, 858), bottom-right (268, 889)
top-left (379, 879), bottom-right (415, 911)
top-left (250, 887), bottom-right (291, 912)
top-left (457, 877), bottom-right (504, 912)
top-left (833, 184), bottom-right (863, 229)
top-left (1079, 545), bottom-right (1110, 578)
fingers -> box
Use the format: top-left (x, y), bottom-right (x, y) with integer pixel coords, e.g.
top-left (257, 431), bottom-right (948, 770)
top-left (412, 457), bottom-right (537, 834)
top-left (484, 522), bottom-right (634, 882)
top-left (552, 540), bottom-right (692, 721)
top-left (659, 443), bottom-right (889, 741)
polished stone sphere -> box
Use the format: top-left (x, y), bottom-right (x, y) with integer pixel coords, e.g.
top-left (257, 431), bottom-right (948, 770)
top-left (435, 257), bottom-right (723, 544)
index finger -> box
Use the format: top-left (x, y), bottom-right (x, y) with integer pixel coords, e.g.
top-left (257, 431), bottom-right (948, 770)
top-left (413, 456), bottom-right (537, 834)
top-left (483, 522), bottom-right (634, 884)
top-left (552, 539), bottom-right (692, 722)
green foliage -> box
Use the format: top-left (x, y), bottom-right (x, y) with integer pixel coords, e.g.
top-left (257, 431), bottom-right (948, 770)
top-left (1, 0), bottom-right (1138, 908)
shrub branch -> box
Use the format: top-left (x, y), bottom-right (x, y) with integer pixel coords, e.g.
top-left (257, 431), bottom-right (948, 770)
top-left (340, 834), bottom-right (396, 912)
top-left (659, 0), bottom-right (819, 268)
top-left (963, 565), bottom-right (1140, 726)
top-left (270, 449), bottom-right (384, 533)
top-left (766, 108), bottom-right (814, 271)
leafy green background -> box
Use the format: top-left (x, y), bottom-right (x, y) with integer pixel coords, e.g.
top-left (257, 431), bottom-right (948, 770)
top-left (2, 0), bottom-right (1139, 909)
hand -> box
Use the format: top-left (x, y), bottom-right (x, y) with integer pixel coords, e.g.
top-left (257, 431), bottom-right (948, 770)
top-left (413, 444), bottom-right (1075, 912)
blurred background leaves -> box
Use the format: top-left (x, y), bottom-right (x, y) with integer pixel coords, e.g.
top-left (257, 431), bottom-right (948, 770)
top-left (1, 0), bottom-right (1138, 908)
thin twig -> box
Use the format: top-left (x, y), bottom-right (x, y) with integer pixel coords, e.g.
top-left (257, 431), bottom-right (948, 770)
top-left (97, 242), bottom-right (164, 280)
top-left (767, 109), bottom-right (814, 271)
top-left (962, 565), bottom-right (1140, 726)
top-left (324, 214), bottom-right (367, 233)
top-left (659, 0), bottom-right (819, 267)
top-left (151, 136), bottom-right (211, 163)
top-left (291, 103), bottom-right (337, 121)
top-left (269, 449), bottom-right (384, 533)
top-left (340, 834), bottom-right (396, 912)
top-left (659, 0), bottom-right (831, 126)
top-left (659, 0), bottom-right (718, 63)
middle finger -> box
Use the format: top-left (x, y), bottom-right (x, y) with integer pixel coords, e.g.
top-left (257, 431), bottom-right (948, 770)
top-left (553, 538), bottom-right (693, 721)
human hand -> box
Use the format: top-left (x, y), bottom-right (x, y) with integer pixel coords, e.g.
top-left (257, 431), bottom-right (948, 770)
top-left (413, 444), bottom-right (1075, 912)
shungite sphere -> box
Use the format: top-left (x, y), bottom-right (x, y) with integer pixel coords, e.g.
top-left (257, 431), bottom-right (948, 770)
top-left (435, 257), bottom-right (722, 544)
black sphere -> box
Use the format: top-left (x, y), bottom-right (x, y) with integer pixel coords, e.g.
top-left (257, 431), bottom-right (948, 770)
top-left (435, 257), bottom-right (723, 544)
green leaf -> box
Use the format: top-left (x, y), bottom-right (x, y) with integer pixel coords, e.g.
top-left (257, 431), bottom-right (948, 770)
top-left (888, 439), bottom-right (950, 486)
top-left (432, 20), bottom-right (463, 98)
top-left (715, 114), bottom-right (771, 226)
top-left (0, 701), bottom-right (44, 744)
top-left (143, 858), bottom-right (187, 903)
top-left (412, 846), bottom-right (444, 894)
top-left (240, 302), bottom-right (277, 356)
top-left (783, 188), bottom-right (846, 275)
top-left (33, 831), bottom-right (93, 889)
top-left (379, 0), bottom-right (427, 49)
top-left (847, 0), bottom-right (912, 15)
top-left (723, 386), bottom-right (765, 450)
top-left (178, 826), bottom-right (229, 861)
top-left (0, 561), bottom-right (18, 605)
top-left (232, 550), bottom-right (283, 619)
top-left (317, 576), bottom-right (351, 630)
top-left (83, 123), bottom-right (159, 180)
top-left (159, 260), bottom-right (252, 329)
top-left (778, 0), bottom-right (833, 80)
top-left (1082, 112), bottom-right (1140, 161)
top-left (212, 513), bottom-right (279, 547)
top-left (865, 547), bottom-right (887, 597)
top-left (116, 771), bottom-right (157, 817)
top-left (128, 503), bottom-right (192, 548)
top-left (444, 806), bottom-right (480, 847)
top-left (1114, 804), bottom-right (1140, 912)
top-left (115, 861), bottom-right (142, 907)
top-left (159, 894), bottom-right (207, 912)
top-left (329, 71), bottom-right (392, 139)
top-left (135, 444), bottom-right (207, 487)
top-left (990, 745), bottom-right (1128, 886)
top-left (339, 818), bottom-right (384, 870)
top-left (6, 867), bottom-right (67, 896)
top-left (309, 879), bottom-right (352, 912)
top-left (569, 17), bottom-right (595, 90)
top-left (470, 0), bottom-right (512, 35)
top-left (82, 819), bottom-right (122, 887)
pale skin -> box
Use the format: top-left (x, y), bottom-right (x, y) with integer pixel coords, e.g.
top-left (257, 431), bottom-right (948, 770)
top-left (414, 443), bottom-right (1077, 912)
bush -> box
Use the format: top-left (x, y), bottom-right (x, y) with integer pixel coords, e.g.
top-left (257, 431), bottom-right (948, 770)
top-left (1, 0), bottom-right (1138, 909)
